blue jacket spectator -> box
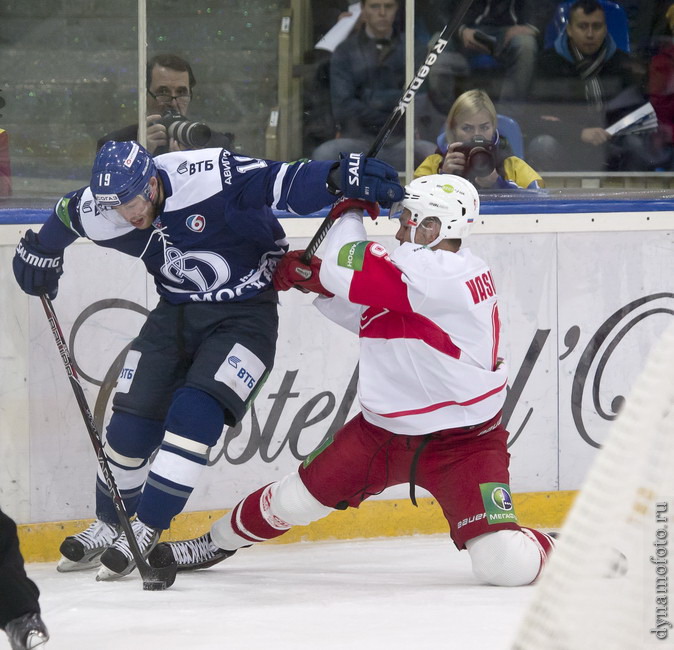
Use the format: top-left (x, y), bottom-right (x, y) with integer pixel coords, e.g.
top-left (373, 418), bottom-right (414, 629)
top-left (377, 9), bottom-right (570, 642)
top-left (456, 0), bottom-right (540, 101)
top-left (526, 0), bottom-right (658, 171)
top-left (330, 25), bottom-right (411, 138)
top-left (311, 0), bottom-right (435, 169)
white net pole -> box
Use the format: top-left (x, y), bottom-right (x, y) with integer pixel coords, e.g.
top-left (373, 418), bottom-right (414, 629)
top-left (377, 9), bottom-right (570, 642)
top-left (512, 320), bottom-right (674, 650)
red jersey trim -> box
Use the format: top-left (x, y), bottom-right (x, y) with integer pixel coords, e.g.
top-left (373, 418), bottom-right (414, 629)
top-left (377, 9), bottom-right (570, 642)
top-left (491, 303), bottom-right (500, 371)
top-left (348, 242), bottom-right (412, 312)
top-left (366, 379), bottom-right (508, 419)
top-left (360, 307), bottom-right (462, 359)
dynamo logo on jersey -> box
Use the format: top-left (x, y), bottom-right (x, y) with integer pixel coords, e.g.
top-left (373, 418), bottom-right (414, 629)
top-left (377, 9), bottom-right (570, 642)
top-left (186, 214), bottom-right (206, 232)
top-left (160, 247), bottom-right (231, 292)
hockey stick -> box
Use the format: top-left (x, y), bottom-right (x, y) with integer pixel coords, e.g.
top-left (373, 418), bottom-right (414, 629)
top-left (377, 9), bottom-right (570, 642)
top-left (39, 295), bottom-right (177, 591)
top-left (300, 0), bottom-right (474, 264)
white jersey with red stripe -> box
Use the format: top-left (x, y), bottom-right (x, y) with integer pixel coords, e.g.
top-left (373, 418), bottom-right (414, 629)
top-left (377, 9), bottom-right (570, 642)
top-left (315, 211), bottom-right (508, 435)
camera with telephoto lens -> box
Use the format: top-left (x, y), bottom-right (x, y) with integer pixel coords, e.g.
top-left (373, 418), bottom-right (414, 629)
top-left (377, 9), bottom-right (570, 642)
top-left (159, 110), bottom-right (212, 148)
top-left (453, 136), bottom-right (497, 179)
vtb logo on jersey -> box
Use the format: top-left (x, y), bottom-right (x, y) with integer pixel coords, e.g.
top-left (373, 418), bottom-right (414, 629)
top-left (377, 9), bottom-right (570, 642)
top-left (186, 214), bottom-right (206, 232)
top-left (161, 247), bottom-right (231, 292)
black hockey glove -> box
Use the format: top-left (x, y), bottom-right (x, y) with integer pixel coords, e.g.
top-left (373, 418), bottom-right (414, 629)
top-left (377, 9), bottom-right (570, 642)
top-left (332, 153), bottom-right (403, 207)
top-left (13, 229), bottom-right (64, 299)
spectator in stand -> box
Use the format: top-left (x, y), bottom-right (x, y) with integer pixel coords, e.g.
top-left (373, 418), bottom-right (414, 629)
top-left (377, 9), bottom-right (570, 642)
top-left (310, 0), bottom-right (435, 169)
top-left (415, 89), bottom-right (543, 190)
top-left (97, 53), bottom-right (233, 156)
top-left (526, 0), bottom-right (662, 172)
top-left (458, 0), bottom-right (540, 101)
top-left (302, 1), bottom-right (353, 153)
top-left (0, 508), bottom-right (49, 649)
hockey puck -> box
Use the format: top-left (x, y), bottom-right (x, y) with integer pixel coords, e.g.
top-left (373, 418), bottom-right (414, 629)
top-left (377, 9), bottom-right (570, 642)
top-left (143, 580), bottom-right (170, 591)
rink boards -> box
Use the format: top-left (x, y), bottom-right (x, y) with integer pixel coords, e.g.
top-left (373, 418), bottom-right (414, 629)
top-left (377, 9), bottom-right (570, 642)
top-left (1, 203), bottom-right (672, 561)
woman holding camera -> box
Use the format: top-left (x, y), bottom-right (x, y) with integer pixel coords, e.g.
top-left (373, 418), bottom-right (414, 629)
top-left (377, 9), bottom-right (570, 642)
top-left (414, 89), bottom-right (543, 190)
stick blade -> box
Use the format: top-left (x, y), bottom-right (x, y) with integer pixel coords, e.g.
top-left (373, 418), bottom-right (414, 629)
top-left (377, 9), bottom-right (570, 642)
top-left (141, 558), bottom-right (178, 591)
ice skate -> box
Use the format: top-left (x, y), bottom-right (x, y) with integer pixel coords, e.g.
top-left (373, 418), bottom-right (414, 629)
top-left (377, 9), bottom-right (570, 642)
top-left (96, 519), bottom-right (160, 581)
top-left (149, 532), bottom-right (236, 571)
top-left (5, 612), bottom-right (49, 650)
top-left (57, 519), bottom-right (120, 572)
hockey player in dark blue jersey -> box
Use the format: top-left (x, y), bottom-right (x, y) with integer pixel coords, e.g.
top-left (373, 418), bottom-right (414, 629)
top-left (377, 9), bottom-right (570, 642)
top-left (12, 140), bottom-right (403, 582)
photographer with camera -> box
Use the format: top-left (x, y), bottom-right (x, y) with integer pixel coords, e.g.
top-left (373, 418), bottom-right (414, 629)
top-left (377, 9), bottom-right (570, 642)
top-left (414, 89), bottom-right (543, 190)
top-left (97, 53), bottom-right (233, 156)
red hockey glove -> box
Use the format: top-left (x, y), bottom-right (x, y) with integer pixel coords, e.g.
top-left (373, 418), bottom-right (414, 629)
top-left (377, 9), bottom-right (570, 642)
top-left (272, 250), bottom-right (334, 297)
top-left (329, 197), bottom-right (380, 221)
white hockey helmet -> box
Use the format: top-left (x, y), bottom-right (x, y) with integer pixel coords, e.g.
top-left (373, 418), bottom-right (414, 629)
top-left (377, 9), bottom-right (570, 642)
top-left (390, 174), bottom-right (480, 245)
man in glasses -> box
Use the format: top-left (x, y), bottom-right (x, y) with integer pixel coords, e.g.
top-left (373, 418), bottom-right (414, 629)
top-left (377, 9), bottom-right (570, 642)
top-left (97, 53), bottom-right (233, 155)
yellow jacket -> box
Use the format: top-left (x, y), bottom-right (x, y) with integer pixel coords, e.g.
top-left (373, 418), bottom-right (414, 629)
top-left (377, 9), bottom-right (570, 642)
top-left (414, 153), bottom-right (544, 189)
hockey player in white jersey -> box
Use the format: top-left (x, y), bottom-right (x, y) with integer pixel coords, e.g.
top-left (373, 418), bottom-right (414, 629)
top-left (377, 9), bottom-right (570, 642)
top-left (11, 140), bottom-right (403, 582)
top-left (151, 174), bottom-right (555, 587)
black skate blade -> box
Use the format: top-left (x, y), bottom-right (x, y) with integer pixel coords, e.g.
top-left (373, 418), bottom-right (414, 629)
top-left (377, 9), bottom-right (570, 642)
top-left (142, 558), bottom-right (178, 590)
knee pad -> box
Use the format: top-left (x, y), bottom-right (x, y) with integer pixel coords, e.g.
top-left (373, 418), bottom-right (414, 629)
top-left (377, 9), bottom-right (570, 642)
top-left (466, 529), bottom-right (551, 587)
top-left (164, 387), bottom-right (225, 447)
top-left (105, 411), bottom-right (164, 466)
top-left (270, 472), bottom-right (333, 527)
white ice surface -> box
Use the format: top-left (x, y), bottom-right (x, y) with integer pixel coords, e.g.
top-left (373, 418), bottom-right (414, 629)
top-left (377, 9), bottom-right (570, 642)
top-left (5, 534), bottom-right (536, 650)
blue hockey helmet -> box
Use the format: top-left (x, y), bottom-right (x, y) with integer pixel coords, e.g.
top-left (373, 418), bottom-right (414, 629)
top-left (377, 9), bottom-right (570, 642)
top-left (90, 141), bottom-right (156, 209)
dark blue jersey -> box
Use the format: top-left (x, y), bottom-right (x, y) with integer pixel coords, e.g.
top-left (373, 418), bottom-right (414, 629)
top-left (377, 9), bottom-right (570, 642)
top-left (40, 149), bottom-right (336, 304)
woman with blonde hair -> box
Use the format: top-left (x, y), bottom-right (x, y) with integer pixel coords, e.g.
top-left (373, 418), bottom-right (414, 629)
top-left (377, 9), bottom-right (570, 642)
top-left (415, 89), bottom-right (543, 189)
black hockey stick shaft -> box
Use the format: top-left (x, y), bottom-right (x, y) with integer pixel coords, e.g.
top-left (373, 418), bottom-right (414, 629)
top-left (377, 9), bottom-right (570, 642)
top-left (39, 295), bottom-right (177, 590)
top-left (300, 0), bottom-right (474, 264)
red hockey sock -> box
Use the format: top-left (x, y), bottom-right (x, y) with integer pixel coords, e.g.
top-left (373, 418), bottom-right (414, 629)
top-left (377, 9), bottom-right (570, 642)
top-left (229, 483), bottom-right (292, 544)
top-left (520, 527), bottom-right (556, 581)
